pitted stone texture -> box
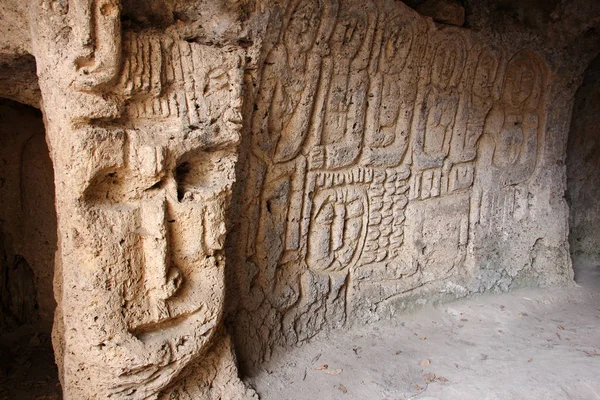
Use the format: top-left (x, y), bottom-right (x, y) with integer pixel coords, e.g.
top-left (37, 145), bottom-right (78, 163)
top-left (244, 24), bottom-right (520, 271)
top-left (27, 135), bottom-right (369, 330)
top-left (230, 0), bottom-right (581, 372)
top-left (0, 0), bottom-right (599, 398)
top-left (29, 0), bottom-right (252, 398)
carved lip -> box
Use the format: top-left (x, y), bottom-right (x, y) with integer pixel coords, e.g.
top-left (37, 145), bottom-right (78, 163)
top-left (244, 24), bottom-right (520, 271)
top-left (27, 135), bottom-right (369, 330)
top-left (130, 304), bottom-right (209, 340)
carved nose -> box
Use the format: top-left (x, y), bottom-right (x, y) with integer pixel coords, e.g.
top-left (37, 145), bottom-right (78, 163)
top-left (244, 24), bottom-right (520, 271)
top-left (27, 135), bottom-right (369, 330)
top-left (72, 0), bottom-right (95, 51)
top-left (140, 193), bottom-right (182, 322)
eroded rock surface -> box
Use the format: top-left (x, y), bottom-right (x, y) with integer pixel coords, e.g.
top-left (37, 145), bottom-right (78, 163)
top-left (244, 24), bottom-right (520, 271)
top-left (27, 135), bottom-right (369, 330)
top-left (228, 0), bottom-right (596, 372)
top-left (28, 0), bottom-right (253, 398)
top-left (0, 0), bottom-right (599, 398)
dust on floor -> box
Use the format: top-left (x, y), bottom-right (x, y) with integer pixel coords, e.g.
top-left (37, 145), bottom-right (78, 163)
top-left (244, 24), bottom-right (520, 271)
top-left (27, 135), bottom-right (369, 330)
top-left (248, 265), bottom-right (600, 400)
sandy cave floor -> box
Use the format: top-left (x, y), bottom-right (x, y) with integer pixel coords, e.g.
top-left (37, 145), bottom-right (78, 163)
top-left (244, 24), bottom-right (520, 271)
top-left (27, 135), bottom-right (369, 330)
top-left (247, 264), bottom-right (600, 400)
top-left (0, 264), bottom-right (599, 400)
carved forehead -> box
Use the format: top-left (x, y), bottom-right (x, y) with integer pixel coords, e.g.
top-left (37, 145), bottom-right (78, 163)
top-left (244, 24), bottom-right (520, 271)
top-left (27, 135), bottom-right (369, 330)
top-left (384, 15), bottom-right (413, 41)
top-left (120, 0), bottom-right (244, 27)
top-left (290, 0), bottom-right (320, 19)
top-left (506, 51), bottom-right (540, 76)
top-left (128, 126), bottom-right (238, 161)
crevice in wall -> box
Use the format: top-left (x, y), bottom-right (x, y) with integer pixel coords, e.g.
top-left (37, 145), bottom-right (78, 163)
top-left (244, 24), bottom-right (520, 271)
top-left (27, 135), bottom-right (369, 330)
top-left (566, 52), bottom-right (600, 287)
top-left (0, 97), bottom-right (60, 398)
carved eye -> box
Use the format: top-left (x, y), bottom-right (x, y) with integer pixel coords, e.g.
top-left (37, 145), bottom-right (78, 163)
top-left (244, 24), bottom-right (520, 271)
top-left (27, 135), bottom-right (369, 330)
top-left (84, 169), bottom-right (161, 204)
top-left (175, 149), bottom-right (236, 202)
top-left (521, 70), bottom-right (534, 83)
top-left (84, 169), bottom-right (136, 204)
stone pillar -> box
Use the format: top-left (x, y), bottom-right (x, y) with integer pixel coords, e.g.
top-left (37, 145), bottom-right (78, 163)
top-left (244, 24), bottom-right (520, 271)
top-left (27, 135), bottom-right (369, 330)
top-left (30, 0), bottom-right (252, 398)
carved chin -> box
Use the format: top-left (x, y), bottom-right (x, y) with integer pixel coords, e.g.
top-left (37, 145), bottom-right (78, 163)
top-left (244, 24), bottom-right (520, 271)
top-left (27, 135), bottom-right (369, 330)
top-left (132, 251), bottom-right (225, 330)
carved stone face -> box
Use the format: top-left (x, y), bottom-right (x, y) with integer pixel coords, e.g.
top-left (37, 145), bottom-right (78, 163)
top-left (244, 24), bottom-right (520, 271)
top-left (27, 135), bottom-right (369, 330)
top-left (67, 0), bottom-right (122, 91)
top-left (284, 0), bottom-right (321, 54)
top-left (55, 35), bottom-right (243, 396)
top-left (35, 0), bottom-right (123, 121)
top-left (381, 17), bottom-right (412, 73)
top-left (432, 42), bottom-right (459, 89)
top-left (504, 55), bottom-right (537, 108)
top-left (472, 48), bottom-right (499, 104)
top-left (81, 41), bottom-right (241, 335)
top-left (82, 130), bottom-right (236, 331)
top-left (331, 8), bottom-right (369, 61)
top-left (34, 0), bottom-right (246, 396)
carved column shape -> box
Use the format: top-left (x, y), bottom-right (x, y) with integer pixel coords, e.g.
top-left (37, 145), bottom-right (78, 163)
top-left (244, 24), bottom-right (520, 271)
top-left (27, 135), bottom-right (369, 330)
top-left (30, 1), bottom-right (251, 398)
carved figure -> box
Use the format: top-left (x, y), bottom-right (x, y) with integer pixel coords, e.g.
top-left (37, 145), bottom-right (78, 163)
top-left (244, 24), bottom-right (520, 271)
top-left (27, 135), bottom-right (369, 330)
top-left (451, 45), bottom-right (501, 163)
top-left (70, 0), bottom-right (122, 91)
top-left (78, 93), bottom-right (240, 397)
top-left (32, 1), bottom-right (246, 397)
top-left (413, 32), bottom-right (466, 169)
top-left (306, 186), bottom-right (367, 272)
top-left (486, 50), bottom-right (545, 186)
top-left (363, 14), bottom-right (423, 167)
top-left (249, 0), bottom-right (337, 274)
top-left (35, 0), bottom-right (123, 121)
top-left (252, 0), bottom-right (328, 163)
top-left (310, 0), bottom-right (376, 170)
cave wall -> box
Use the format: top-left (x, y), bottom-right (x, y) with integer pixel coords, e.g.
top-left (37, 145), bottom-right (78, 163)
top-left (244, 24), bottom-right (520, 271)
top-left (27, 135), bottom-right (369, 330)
top-left (228, 0), bottom-right (577, 370)
top-left (0, 98), bottom-right (56, 334)
top-left (567, 54), bottom-right (600, 264)
top-left (0, 0), bottom-right (597, 397)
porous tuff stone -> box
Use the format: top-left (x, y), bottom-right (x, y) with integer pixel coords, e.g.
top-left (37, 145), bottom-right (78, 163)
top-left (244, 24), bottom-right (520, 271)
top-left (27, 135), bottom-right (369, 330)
top-left (0, 0), bottom-right (598, 398)
top-left (29, 0), bottom-right (253, 398)
top-left (228, 0), bottom-right (592, 373)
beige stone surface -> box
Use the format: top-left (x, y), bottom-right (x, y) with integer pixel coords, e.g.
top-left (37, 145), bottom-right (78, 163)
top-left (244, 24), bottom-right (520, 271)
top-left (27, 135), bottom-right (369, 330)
top-left (27, 0), bottom-right (253, 398)
top-left (0, 0), bottom-right (599, 398)
top-left (0, 1), bottom-right (40, 107)
top-left (229, 0), bottom-right (595, 373)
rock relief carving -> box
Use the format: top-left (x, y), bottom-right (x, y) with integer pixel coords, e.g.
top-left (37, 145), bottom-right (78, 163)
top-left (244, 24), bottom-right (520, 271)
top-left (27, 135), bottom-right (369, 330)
top-left (447, 44), bottom-right (503, 164)
top-left (309, 0), bottom-right (376, 171)
top-left (33, 1), bottom-right (246, 398)
top-left (35, 0), bottom-right (123, 121)
top-left (412, 31), bottom-right (467, 171)
top-left (251, 0), bottom-right (332, 164)
top-left (79, 113), bottom-right (239, 398)
top-left (70, 0), bottom-right (122, 92)
top-left (362, 13), bottom-right (425, 168)
top-left (489, 49), bottom-right (545, 186)
top-left (234, 0), bottom-right (551, 367)
top-left (472, 49), bottom-right (546, 228)
top-left (359, 167), bottom-right (410, 265)
top-left (244, 4), bottom-right (338, 321)
top-left (83, 48), bottom-right (241, 399)
top-left (306, 185), bottom-right (368, 272)
top-left (38, 0), bottom-right (122, 92)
